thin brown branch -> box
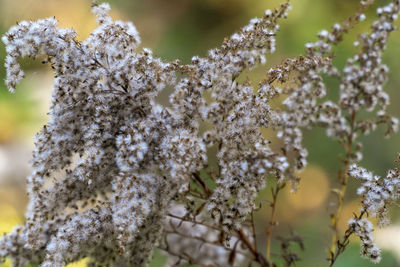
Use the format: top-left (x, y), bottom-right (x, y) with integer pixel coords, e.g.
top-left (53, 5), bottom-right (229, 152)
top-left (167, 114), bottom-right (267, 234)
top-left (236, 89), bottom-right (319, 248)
top-left (192, 172), bottom-right (212, 197)
top-left (265, 182), bottom-right (284, 261)
top-left (328, 111), bottom-right (356, 264)
top-left (237, 229), bottom-right (270, 267)
top-left (328, 210), bottom-right (367, 266)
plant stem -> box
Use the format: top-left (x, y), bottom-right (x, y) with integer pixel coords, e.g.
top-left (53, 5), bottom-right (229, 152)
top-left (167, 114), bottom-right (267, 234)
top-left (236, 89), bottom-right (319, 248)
top-left (266, 182), bottom-right (283, 261)
top-left (328, 210), bottom-right (366, 266)
top-left (329, 111), bottom-right (356, 263)
top-left (238, 229), bottom-right (270, 267)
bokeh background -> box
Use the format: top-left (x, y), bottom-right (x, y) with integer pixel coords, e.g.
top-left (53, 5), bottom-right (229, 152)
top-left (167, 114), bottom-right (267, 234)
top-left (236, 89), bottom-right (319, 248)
top-left (0, 0), bottom-right (399, 266)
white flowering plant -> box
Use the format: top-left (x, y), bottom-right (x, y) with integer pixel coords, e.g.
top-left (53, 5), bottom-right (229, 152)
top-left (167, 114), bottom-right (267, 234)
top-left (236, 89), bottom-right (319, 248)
top-left (0, 0), bottom-right (400, 266)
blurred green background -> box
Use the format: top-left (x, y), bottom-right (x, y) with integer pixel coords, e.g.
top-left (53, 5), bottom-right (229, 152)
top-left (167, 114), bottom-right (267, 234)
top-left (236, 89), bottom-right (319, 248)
top-left (0, 0), bottom-right (399, 266)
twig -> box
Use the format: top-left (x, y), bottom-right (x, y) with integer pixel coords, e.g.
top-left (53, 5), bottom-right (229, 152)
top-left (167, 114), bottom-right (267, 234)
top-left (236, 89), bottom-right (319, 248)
top-left (237, 229), bottom-right (270, 267)
top-left (266, 182), bottom-right (284, 261)
top-left (328, 111), bottom-right (356, 264)
top-left (328, 210), bottom-right (367, 266)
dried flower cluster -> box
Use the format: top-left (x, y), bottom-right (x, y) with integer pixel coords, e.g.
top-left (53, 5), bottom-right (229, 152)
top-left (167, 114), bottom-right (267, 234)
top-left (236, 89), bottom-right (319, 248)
top-left (349, 160), bottom-right (400, 226)
top-left (0, 0), bottom-right (399, 266)
top-left (347, 156), bottom-right (400, 262)
top-left (347, 217), bottom-right (381, 263)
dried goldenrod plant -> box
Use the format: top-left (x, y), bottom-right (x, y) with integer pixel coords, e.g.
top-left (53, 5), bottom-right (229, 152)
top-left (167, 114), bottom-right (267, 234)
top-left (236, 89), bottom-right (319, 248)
top-left (0, 0), bottom-right (399, 266)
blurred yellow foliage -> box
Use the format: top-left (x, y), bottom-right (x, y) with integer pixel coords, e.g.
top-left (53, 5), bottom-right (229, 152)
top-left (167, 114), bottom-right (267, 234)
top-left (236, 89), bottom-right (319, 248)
top-left (285, 165), bottom-right (330, 211)
top-left (0, 203), bottom-right (21, 267)
top-left (66, 258), bottom-right (88, 267)
top-left (0, 104), bottom-right (17, 143)
top-left (0, 0), bottom-right (122, 39)
top-left (0, 203), bottom-right (21, 235)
